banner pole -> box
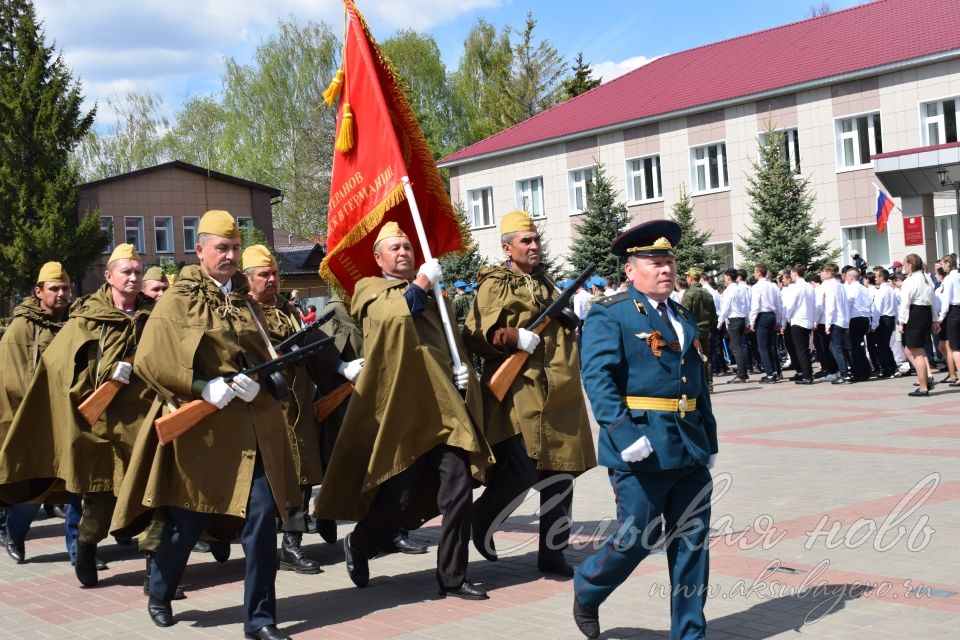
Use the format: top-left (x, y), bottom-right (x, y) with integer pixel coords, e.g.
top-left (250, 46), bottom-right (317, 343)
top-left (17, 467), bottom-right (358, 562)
top-left (401, 176), bottom-right (463, 369)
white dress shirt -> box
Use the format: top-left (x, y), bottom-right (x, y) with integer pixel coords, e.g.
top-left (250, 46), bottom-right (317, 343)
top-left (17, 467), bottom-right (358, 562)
top-left (749, 278), bottom-right (782, 328)
top-left (938, 270), bottom-right (960, 322)
top-left (717, 281), bottom-right (749, 327)
top-left (573, 289), bottom-right (591, 321)
top-left (782, 279), bottom-right (816, 330)
top-left (871, 283), bottom-right (898, 330)
top-left (703, 283), bottom-right (722, 312)
top-left (814, 284), bottom-right (825, 325)
top-left (821, 277), bottom-right (850, 329)
top-left (898, 271), bottom-right (935, 325)
top-left (845, 281), bottom-right (873, 319)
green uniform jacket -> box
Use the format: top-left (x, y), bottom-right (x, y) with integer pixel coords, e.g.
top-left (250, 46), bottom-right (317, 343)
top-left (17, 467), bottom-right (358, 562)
top-left (261, 297), bottom-right (324, 486)
top-left (0, 286), bottom-right (153, 500)
top-left (313, 277), bottom-right (493, 528)
top-left (0, 297), bottom-right (67, 444)
top-left (109, 265), bottom-right (301, 540)
top-left (681, 284), bottom-right (718, 344)
top-left (463, 264), bottom-right (596, 473)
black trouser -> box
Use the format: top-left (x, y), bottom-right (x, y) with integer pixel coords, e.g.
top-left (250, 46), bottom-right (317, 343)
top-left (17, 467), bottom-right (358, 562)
top-left (755, 311), bottom-right (778, 377)
top-left (848, 316), bottom-right (871, 380)
top-left (829, 325), bottom-right (850, 376)
top-left (814, 324), bottom-right (837, 374)
top-left (727, 317), bottom-right (748, 380)
top-left (875, 315), bottom-right (898, 376)
top-left (473, 434), bottom-right (574, 558)
top-left (351, 444), bottom-right (472, 589)
top-left (783, 324), bottom-right (798, 371)
top-left (866, 328), bottom-right (881, 372)
top-left (789, 325), bottom-right (813, 381)
top-left (710, 327), bottom-right (726, 372)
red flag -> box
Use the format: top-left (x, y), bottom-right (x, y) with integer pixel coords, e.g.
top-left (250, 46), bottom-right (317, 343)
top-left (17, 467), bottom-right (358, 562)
top-left (320, 0), bottom-right (463, 295)
top-left (875, 185), bottom-right (894, 233)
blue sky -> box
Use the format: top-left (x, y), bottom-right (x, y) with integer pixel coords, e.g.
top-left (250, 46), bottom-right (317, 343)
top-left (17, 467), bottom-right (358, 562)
top-left (32, 0), bottom-right (864, 129)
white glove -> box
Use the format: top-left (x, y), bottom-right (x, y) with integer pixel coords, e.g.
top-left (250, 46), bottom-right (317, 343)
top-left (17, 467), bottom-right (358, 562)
top-left (453, 364), bottom-right (469, 390)
top-left (517, 328), bottom-right (541, 354)
top-left (111, 361), bottom-right (133, 384)
top-left (708, 453), bottom-right (718, 470)
top-left (620, 435), bottom-right (654, 463)
top-left (202, 377), bottom-right (237, 409)
top-left (417, 259), bottom-right (443, 288)
top-left (231, 373), bottom-right (260, 403)
top-left (337, 358), bottom-right (365, 383)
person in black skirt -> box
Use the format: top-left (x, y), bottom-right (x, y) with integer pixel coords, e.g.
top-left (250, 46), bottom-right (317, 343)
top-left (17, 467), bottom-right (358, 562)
top-left (938, 254), bottom-right (960, 385)
top-left (898, 254), bottom-right (939, 396)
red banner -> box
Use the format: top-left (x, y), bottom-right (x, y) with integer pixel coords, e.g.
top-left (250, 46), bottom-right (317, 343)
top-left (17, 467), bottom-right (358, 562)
top-left (903, 216), bottom-right (923, 246)
top-left (320, 0), bottom-right (463, 295)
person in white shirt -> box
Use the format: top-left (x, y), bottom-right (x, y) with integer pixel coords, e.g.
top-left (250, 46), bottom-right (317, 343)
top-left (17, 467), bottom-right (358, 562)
top-left (717, 268), bottom-right (750, 382)
top-left (749, 264), bottom-right (783, 383)
top-left (843, 268), bottom-right (874, 381)
top-left (871, 268), bottom-right (900, 378)
top-left (938, 255), bottom-right (960, 386)
top-left (781, 265), bottom-right (816, 383)
top-left (899, 254), bottom-right (939, 395)
top-left (820, 263), bottom-right (852, 383)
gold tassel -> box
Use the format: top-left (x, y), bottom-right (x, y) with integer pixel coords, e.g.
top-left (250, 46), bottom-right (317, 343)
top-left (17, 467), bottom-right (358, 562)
top-left (323, 69), bottom-right (344, 106)
top-left (335, 103), bottom-right (355, 152)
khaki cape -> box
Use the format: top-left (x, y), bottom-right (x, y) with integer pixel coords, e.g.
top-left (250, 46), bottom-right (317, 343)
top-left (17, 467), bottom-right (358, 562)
top-left (463, 264), bottom-right (596, 473)
top-left (313, 277), bottom-right (493, 528)
top-left (109, 265), bottom-right (301, 540)
top-left (0, 286), bottom-right (153, 501)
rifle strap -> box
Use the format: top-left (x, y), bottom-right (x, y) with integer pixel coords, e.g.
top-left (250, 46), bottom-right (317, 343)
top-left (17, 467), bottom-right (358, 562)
top-left (245, 301), bottom-right (280, 360)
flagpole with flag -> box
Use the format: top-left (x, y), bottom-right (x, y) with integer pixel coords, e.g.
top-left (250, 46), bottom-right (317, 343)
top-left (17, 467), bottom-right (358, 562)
top-left (872, 183), bottom-right (898, 233)
top-left (320, 0), bottom-right (468, 369)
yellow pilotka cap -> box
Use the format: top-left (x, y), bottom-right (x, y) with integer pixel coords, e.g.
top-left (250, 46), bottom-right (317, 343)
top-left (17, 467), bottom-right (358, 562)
top-left (198, 210), bottom-right (241, 239)
top-left (107, 243), bottom-right (141, 264)
top-left (242, 244), bottom-right (277, 270)
top-left (143, 266), bottom-right (167, 282)
top-left (374, 221), bottom-right (408, 245)
top-left (499, 210), bottom-right (536, 235)
top-left (37, 262), bottom-right (70, 283)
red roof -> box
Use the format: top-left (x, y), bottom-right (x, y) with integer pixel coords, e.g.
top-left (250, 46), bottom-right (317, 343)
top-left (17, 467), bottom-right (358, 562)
top-left (440, 0), bottom-right (960, 166)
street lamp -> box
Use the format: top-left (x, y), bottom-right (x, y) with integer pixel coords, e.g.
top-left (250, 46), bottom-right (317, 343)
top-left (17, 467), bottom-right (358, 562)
top-left (936, 165), bottom-right (960, 256)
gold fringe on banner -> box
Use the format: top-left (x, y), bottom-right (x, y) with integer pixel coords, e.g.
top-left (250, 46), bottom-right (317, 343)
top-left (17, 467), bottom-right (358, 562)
top-left (323, 68), bottom-right (344, 106)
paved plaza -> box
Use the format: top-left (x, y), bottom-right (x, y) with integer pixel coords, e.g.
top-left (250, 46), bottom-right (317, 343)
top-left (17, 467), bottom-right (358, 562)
top-left (0, 374), bottom-right (957, 639)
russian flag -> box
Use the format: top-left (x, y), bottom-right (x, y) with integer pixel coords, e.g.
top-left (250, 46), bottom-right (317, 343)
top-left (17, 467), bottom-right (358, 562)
top-left (875, 186), bottom-right (894, 233)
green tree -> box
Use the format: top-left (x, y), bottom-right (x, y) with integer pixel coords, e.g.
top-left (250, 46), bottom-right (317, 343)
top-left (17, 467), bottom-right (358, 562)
top-left (670, 184), bottom-right (724, 274)
top-left (439, 201), bottom-right (487, 285)
top-left (535, 220), bottom-right (565, 280)
top-left (163, 95), bottom-right (231, 172)
top-left (567, 162), bottom-right (629, 282)
top-left (0, 0), bottom-right (106, 296)
top-left (76, 91), bottom-right (169, 180)
top-left (501, 12), bottom-right (566, 125)
top-left (380, 30), bottom-right (456, 160)
top-left (738, 124), bottom-right (838, 271)
top-left (449, 17), bottom-right (513, 147)
top-left (222, 18), bottom-right (340, 239)
top-left (562, 52), bottom-right (601, 100)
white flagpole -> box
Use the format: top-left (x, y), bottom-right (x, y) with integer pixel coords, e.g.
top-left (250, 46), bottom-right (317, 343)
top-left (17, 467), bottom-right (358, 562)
top-left (401, 175), bottom-right (463, 369)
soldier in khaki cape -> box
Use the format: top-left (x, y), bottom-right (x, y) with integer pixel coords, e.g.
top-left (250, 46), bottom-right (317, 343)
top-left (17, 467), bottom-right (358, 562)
top-left (463, 210), bottom-right (596, 577)
top-left (109, 211), bottom-right (300, 640)
top-left (314, 221), bottom-right (493, 600)
top-left (242, 244), bottom-right (323, 576)
top-left (0, 262), bottom-right (80, 564)
top-left (0, 245), bottom-right (154, 587)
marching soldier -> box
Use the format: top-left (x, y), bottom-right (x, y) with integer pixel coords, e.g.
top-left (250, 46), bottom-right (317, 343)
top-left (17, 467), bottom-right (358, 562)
top-left (0, 245), bottom-right (154, 586)
top-left (463, 210), bottom-right (596, 576)
top-left (681, 267), bottom-right (718, 390)
top-left (314, 221), bottom-right (493, 600)
top-left (573, 220), bottom-right (718, 640)
top-left (110, 211), bottom-right (301, 640)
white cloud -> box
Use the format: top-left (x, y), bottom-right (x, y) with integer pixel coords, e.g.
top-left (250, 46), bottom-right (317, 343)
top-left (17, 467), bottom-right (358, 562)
top-left (594, 55), bottom-right (658, 83)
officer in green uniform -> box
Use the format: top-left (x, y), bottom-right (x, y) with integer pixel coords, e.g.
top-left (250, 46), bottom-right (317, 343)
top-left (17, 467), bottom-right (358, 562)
top-left (681, 267), bottom-right (718, 390)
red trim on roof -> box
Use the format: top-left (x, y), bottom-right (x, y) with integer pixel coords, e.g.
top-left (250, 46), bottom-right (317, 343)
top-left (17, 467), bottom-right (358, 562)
top-left (441, 0), bottom-right (960, 166)
top-left (872, 141), bottom-right (960, 160)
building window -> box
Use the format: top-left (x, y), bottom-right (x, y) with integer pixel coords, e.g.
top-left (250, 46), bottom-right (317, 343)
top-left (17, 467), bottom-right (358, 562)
top-left (516, 177), bottom-right (545, 218)
top-left (154, 216), bottom-right (173, 253)
top-left (709, 242), bottom-right (735, 270)
top-left (626, 155), bottom-right (663, 203)
top-left (690, 142), bottom-right (729, 193)
top-left (842, 224), bottom-right (889, 267)
top-left (758, 128), bottom-right (801, 174)
top-left (124, 217), bottom-right (144, 253)
top-left (569, 167), bottom-right (594, 213)
top-left (100, 216), bottom-right (114, 254)
top-left (467, 187), bottom-right (494, 228)
top-left (835, 112), bottom-right (882, 169)
top-left (237, 217), bottom-right (253, 233)
top-left (183, 216), bottom-right (199, 250)
top-left (921, 98), bottom-right (958, 146)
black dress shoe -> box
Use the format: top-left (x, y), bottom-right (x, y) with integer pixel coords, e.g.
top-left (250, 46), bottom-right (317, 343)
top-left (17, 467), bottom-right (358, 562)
top-left (390, 531), bottom-right (428, 555)
top-left (192, 539), bottom-right (211, 553)
top-left (5, 535), bottom-right (25, 564)
top-left (244, 624), bottom-right (291, 640)
top-left (538, 553), bottom-right (574, 577)
top-left (439, 579), bottom-right (489, 600)
top-left (279, 532), bottom-right (323, 574)
top-left (343, 533), bottom-right (368, 587)
top-left (147, 597), bottom-right (175, 627)
top-left (908, 389), bottom-right (930, 397)
top-left (573, 597), bottom-right (600, 639)
top-left (758, 376), bottom-right (777, 384)
top-left (210, 540), bottom-right (231, 563)
top-left (794, 378), bottom-right (814, 385)
top-left (471, 517), bottom-right (497, 562)
top-left (75, 541), bottom-right (98, 587)
top-left (315, 518), bottom-right (338, 544)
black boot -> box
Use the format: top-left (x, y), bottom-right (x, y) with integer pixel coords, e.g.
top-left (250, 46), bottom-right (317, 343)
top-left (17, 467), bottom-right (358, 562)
top-left (75, 541), bottom-right (98, 587)
top-left (279, 532), bottom-right (322, 574)
top-left (4, 533), bottom-right (25, 564)
top-left (143, 555), bottom-right (186, 599)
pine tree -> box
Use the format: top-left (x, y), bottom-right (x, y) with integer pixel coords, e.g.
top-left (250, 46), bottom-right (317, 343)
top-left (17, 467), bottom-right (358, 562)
top-left (738, 124), bottom-right (839, 271)
top-left (0, 0), bottom-right (106, 296)
top-left (562, 52), bottom-right (601, 100)
top-left (534, 220), bottom-right (564, 280)
top-left (439, 201), bottom-right (488, 285)
top-left (567, 162), bottom-right (629, 282)
top-left (671, 184), bottom-right (724, 275)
